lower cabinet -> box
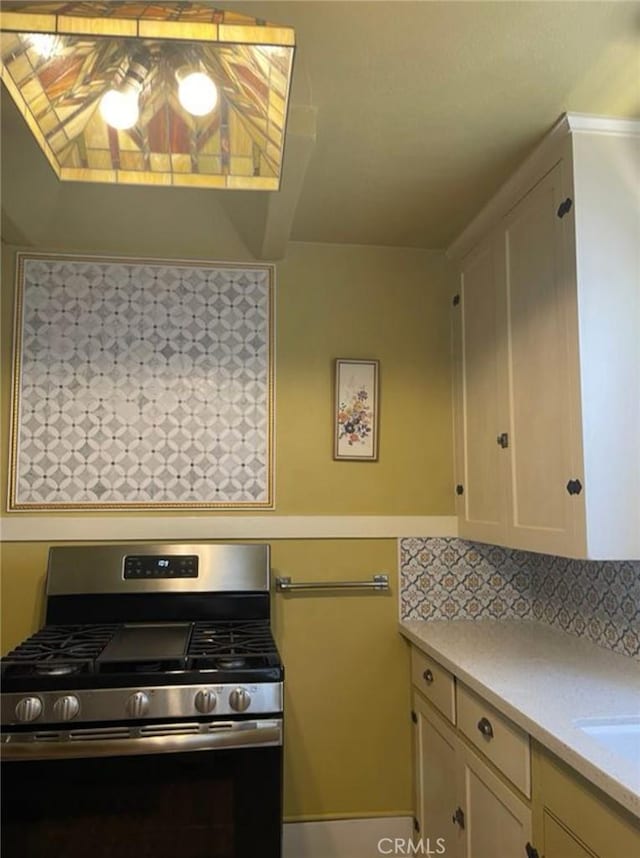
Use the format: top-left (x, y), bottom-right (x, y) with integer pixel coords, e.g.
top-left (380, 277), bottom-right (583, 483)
top-left (412, 691), bottom-right (463, 857)
top-left (459, 742), bottom-right (532, 858)
top-left (410, 645), bottom-right (640, 858)
top-left (532, 742), bottom-right (640, 858)
top-left (542, 812), bottom-right (598, 858)
top-left (412, 690), bottom-right (532, 858)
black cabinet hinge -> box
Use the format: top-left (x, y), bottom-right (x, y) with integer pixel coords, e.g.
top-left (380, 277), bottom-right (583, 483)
top-left (413, 816), bottom-right (420, 834)
top-left (411, 710), bottom-right (417, 724)
top-left (557, 197), bottom-right (573, 218)
top-left (566, 478), bottom-right (583, 496)
top-left (451, 806), bottom-right (465, 830)
top-left (453, 294), bottom-right (460, 306)
top-left (455, 484), bottom-right (464, 496)
top-left (525, 843), bottom-right (540, 858)
top-left (496, 432), bottom-right (509, 449)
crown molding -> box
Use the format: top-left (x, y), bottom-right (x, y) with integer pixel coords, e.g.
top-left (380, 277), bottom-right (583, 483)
top-left (565, 113), bottom-right (640, 136)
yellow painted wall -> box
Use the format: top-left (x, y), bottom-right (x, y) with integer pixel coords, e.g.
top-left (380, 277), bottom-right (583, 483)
top-left (0, 541), bottom-right (49, 648)
top-left (0, 232), bottom-right (452, 819)
top-left (1, 241), bottom-right (453, 516)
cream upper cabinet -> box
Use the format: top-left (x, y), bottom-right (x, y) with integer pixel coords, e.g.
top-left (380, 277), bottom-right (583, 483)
top-left (502, 161), bottom-right (582, 555)
top-left (450, 114), bottom-right (640, 559)
top-left (453, 236), bottom-right (509, 545)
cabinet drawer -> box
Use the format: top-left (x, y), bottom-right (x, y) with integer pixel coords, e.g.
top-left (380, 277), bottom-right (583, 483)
top-left (410, 648), bottom-right (456, 724)
top-left (458, 682), bottom-right (531, 797)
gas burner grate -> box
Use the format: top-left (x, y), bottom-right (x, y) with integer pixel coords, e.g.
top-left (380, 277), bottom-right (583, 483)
top-left (1, 624), bottom-right (117, 676)
top-left (188, 620), bottom-right (278, 669)
top-left (1, 621), bottom-right (282, 681)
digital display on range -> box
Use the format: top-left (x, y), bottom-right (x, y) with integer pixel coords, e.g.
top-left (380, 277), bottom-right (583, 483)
top-left (124, 555), bottom-right (198, 579)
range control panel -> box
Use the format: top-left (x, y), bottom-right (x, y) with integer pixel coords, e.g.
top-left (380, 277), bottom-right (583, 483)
top-left (124, 555), bottom-right (199, 579)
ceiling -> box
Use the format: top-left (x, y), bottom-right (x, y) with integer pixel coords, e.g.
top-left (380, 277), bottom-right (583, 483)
top-left (2, 1), bottom-right (639, 256)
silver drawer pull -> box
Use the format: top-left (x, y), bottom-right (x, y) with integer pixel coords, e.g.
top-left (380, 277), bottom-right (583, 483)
top-left (423, 669), bottom-right (434, 684)
top-left (477, 717), bottom-right (494, 739)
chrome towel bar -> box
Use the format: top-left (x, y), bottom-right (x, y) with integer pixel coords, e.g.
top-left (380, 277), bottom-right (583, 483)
top-left (275, 574), bottom-right (389, 593)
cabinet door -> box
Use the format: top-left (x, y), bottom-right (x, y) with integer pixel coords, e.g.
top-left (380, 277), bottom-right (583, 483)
top-left (532, 743), bottom-right (640, 858)
top-left (502, 161), bottom-right (584, 556)
top-left (454, 236), bottom-right (509, 544)
top-left (413, 693), bottom-right (463, 858)
top-left (458, 743), bottom-right (532, 858)
top-left (543, 812), bottom-right (599, 858)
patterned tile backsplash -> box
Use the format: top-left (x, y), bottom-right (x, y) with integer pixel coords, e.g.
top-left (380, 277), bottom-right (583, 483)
top-left (400, 538), bottom-right (640, 659)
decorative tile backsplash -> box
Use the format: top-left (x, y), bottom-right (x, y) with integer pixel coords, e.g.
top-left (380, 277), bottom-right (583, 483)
top-left (400, 538), bottom-right (640, 659)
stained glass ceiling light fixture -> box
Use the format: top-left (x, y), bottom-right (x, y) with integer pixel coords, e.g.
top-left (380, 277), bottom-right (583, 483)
top-left (0, 2), bottom-right (296, 191)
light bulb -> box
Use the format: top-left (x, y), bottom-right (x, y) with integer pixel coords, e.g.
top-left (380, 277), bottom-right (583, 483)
top-left (178, 71), bottom-right (217, 117)
top-left (99, 88), bottom-right (139, 130)
top-left (29, 33), bottom-right (61, 59)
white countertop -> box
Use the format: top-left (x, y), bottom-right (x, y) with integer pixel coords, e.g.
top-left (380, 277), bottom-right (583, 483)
top-left (399, 618), bottom-right (640, 818)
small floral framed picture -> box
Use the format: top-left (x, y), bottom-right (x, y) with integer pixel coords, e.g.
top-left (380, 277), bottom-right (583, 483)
top-left (334, 359), bottom-right (379, 461)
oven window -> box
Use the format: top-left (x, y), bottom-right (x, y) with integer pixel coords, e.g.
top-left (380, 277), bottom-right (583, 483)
top-left (2, 746), bottom-right (282, 858)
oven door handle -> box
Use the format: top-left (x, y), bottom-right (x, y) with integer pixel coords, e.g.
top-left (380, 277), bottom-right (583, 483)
top-left (1, 719), bottom-right (283, 761)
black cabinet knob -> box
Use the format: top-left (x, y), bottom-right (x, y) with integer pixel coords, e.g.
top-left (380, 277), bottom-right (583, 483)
top-left (496, 432), bottom-right (509, 448)
top-left (566, 478), bottom-right (583, 495)
top-left (477, 717), bottom-right (494, 739)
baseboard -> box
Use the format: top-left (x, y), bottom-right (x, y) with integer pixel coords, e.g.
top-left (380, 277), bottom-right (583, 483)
top-left (283, 816), bottom-right (413, 858)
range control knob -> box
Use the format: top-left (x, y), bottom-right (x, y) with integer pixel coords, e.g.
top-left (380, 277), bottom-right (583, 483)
top-left (15, 696), bottom-right (43, 723)
top-left (229, 687), bottom-right (251, 713)
top-left (127, 691), bottom-right (151, 718)
top-left (194, 689), bottom-right (217, 714)
top-left (53, 695), bottom-right (80, 722)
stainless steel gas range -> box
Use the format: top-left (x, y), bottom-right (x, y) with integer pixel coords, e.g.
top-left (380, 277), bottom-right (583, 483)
top-left (1, 543), bottom-right (284, 858)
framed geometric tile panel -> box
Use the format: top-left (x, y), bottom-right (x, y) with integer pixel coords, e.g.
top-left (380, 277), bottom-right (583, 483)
top-left (9, 253), bottom-right (274, 510)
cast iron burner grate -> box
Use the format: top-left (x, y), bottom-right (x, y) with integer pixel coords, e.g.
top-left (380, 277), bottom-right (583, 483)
top-left (1, 624), bottom-right (117, 676)
top-left (188, 620), bottom-right (279, 670)
top-left (1, 620), bottom-right (282, 678)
